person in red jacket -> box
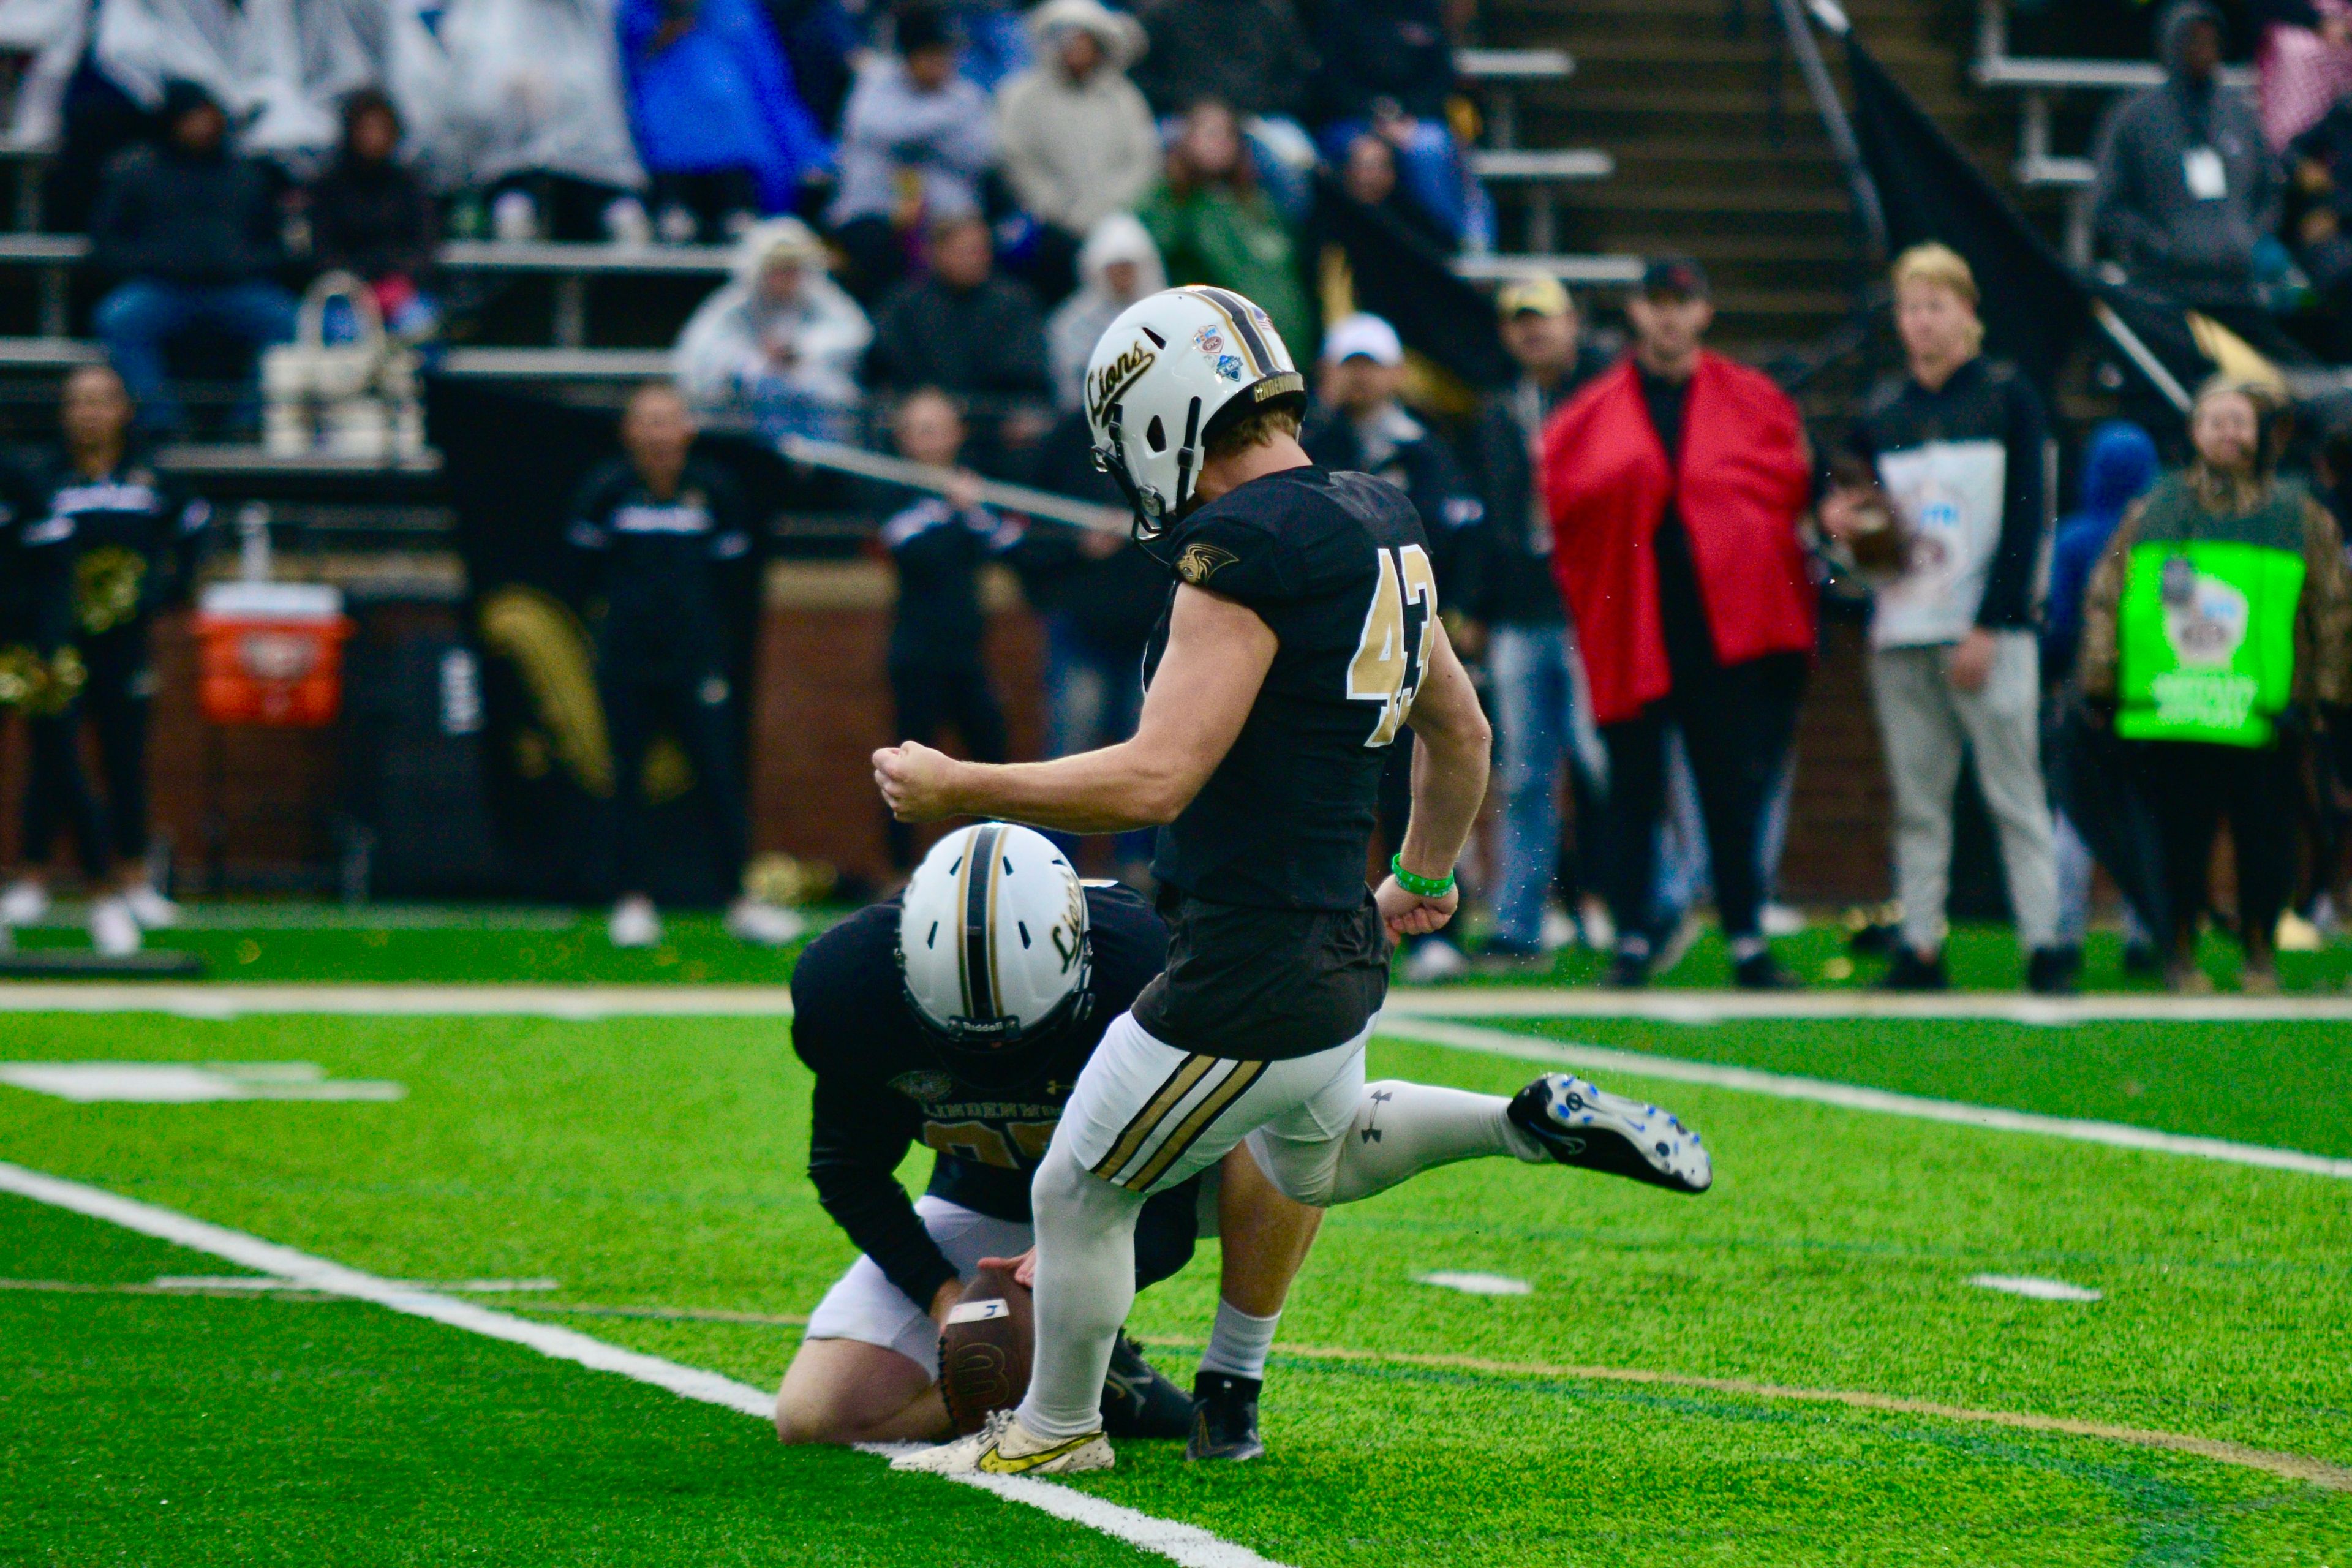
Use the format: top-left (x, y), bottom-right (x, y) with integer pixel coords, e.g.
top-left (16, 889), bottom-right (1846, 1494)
top-left (1542, 258), bottom-right (1816, 989)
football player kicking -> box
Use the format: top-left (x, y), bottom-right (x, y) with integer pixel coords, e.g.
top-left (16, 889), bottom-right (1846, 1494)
top-left (876, 285), bottom-right (1716, 1478)
top-left (777, 821), bottom-right (1322, 1461)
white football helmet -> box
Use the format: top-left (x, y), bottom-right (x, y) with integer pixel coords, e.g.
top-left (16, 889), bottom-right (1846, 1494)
top-left (1085, 285), bottom-right (1306, 537)
top-left (899, 823), bottom-right (1092, 1059)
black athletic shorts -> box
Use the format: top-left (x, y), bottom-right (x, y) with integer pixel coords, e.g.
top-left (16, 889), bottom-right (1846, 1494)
top-left (1129, 889), bottom-right (1390, 1062)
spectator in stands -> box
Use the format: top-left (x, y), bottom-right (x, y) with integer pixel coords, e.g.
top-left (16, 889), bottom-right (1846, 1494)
top-left (1820, 244), bottom-right (2066, 993)
top-left (826, 4), bottom-right (995, 303)
top-left (435, 0), bottom-right (652, 242)
top-left (1128, 0), bottom-right (1319, 217)
top-left (1541, 257), bottom-right (1814, 991)
top-left (2281, 97), bottom-right (2352, 345)
top-left (89, 81), bottom-right (297, 437)
top-left (2043, 420), bottom-right (2163, 970)
top-left (567, 382), bottom-right (801, 951)
top-left (620, 0), bottom-right (832, 246)
top-left (2255, 0), bottom-right (2352, 152)
top-left (868, 213), bottom-right (1052, 469)
top-left (675, 216), bottom-right (871, 439)
top-left (1322, 130), bottom-right (1458, 255)
top-left (307, 89), bottom-right (438, 341)
top-left (2077, 377), bottom-right (2352, 993)
top-left (0, 362), bottom-right (208, 956)
top-left (1047, 213), bottom-right (1166, 411)
top-left (876, 386), bottom-right (1016, 870)
top-left (996, 0), bottom-right (1158, 304)
top-left (1140, 100), bottom-right (1314, 354)
top-left (93, 0), bottom-right (370, 173)
top-left (1302, 311), bottom-right (1482, 983)
top-left (1306, 0), bottom-right (1485, 252)
top-left (2091, 1), bottom-right (2282, 316)
top-left (1465, 277), bottom-right (1613, 965)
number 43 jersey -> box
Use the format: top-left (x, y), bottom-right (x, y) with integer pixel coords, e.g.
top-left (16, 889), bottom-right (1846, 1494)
top-left (1144, 464), bottom-right (1437, 912)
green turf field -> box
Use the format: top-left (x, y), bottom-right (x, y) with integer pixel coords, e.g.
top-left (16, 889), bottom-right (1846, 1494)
top-left (4, 943), bottom-right (2349, 1567)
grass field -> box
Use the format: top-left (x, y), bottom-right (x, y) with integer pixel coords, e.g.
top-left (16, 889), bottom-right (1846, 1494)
top-left (3, 913), bottom-right (2350, 1566)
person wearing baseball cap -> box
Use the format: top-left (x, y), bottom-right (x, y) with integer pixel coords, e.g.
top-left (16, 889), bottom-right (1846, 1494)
top-left (1537, 255), bottom-right (1817, 990)
top-left (1300, 311), bottom-right (1486, 982)
top-left (1468, 276), bottom-right (1615, 966)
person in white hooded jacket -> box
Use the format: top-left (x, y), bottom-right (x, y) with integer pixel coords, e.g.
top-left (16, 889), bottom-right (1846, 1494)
top-left (997, 0), bottom-right (1160, 298)
top-left (674, 217), bottom-right (872, 440)
top-left (1045, 213), bottom-right (1166, 412)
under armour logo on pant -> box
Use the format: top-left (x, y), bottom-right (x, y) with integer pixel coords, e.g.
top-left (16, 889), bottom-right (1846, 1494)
top-left (1360, 1088), bottom-right (1394, 1144)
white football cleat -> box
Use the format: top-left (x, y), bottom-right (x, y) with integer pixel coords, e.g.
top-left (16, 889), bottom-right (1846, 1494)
top-left (1508, 1072), bottom-right (1713, 1195)
top-left (1, 877), bottom-right (50, 925)
top-left (891, 1410), bottom-right (1112, 1477)
top-left (608, 895), bottom-right (661, 949)
top-left (724, 898), bottom-right (805, 947)
top-left (89, 896), bottom-right (143, 957)
top-left (124, 883), bottom-right (181, 929)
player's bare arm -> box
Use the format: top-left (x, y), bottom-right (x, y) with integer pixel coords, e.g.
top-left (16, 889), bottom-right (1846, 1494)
top-left (874, 582), bottom-right (1275, 833)
top-left (1375, 620), bottom-right (1493, 941)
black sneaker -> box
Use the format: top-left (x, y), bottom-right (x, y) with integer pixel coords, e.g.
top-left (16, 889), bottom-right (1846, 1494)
top-left (1186, 1372), bottom-right (1265, 1461)
top-left (1604, 948), bottom-right (1650, 988)
top-left (1733, 950), bottom-right (1796, 990)
top-left (1878, 947), bottom-right (1949, 991)
top-left (1099, 1333), bottom-right (1193, 1439)
top-left (2026, 945), bottom-right (2080, 996)
top-left (1507, 1071), bottom-right (1712, 1194)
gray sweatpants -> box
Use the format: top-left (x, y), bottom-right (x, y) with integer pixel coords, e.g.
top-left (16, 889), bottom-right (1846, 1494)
top-left (1868, 633), bottom-right (2059, 954)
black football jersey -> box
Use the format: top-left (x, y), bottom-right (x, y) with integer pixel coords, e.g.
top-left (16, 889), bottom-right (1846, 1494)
top-left (790, 881), bottom-right (1173, 1308)
top-left (1144, 464), bottom-right (1437, 911)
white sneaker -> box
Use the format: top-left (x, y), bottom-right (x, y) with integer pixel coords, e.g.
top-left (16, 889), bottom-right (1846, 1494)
top-left (891, 1409), bottom-right (1112, 1476)
top-left (2276, 910), bottom-right (2326, 952)
top-left (725, 899), bottom-right (805, 947)
top-left (1761, 902), bottom-right (1806, 938)
top-left (89, 896), bottom-right (142, 957)
top-left (1539, 903), bottom-right (1578, 954)
top-left (1400, 937), bottom-right (1469, 984)
top-left (1, 878), bottom-right (50, 925)
top-left (124, 882), bottom-right (181, 929)
top-left (1577, 897), bottom-right (1615, 952)
top-left (608, 895), bottom-right (661, 949)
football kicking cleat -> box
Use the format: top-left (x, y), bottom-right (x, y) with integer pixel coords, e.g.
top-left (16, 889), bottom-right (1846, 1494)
top-left (891, 1409), bottom-right (1113, 1476)
top-left (1100, 1333), bottom-right (1193, 1439)
top-left (1185, 1372), bottom-right (1265, 1463)
top-left (1508, 1072), bottom-right (1712, 1194)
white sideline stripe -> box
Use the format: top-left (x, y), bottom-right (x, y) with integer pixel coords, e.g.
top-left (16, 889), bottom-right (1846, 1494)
top-left (0, 1161), bottom-right (1292, 1568)
top-left (1374, 1016), bottom-right (2352, 1183)
top-left (1382, 986), bottom-right (2352, 1024)
top-left (12, 980), bottom-right (2352, 1023)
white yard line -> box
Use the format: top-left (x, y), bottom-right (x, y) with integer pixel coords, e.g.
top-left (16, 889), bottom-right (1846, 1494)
top-left (0, 1160), bottom-right (1292, 1568)
top-left (1380, 986), bottom-right (2352, 1024)
top-left (7, 981), bottom-right (2352, 1023)
top-left (1376, 1016), bottom-right (2352, 1182)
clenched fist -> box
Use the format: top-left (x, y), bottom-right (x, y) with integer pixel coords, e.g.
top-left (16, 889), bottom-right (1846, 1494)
top-left (873, 741), bottom-right (963, 821)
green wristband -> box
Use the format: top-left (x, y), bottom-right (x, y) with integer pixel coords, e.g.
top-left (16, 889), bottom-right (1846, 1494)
top-left (1390, 854), bottom-right (1455, 899)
